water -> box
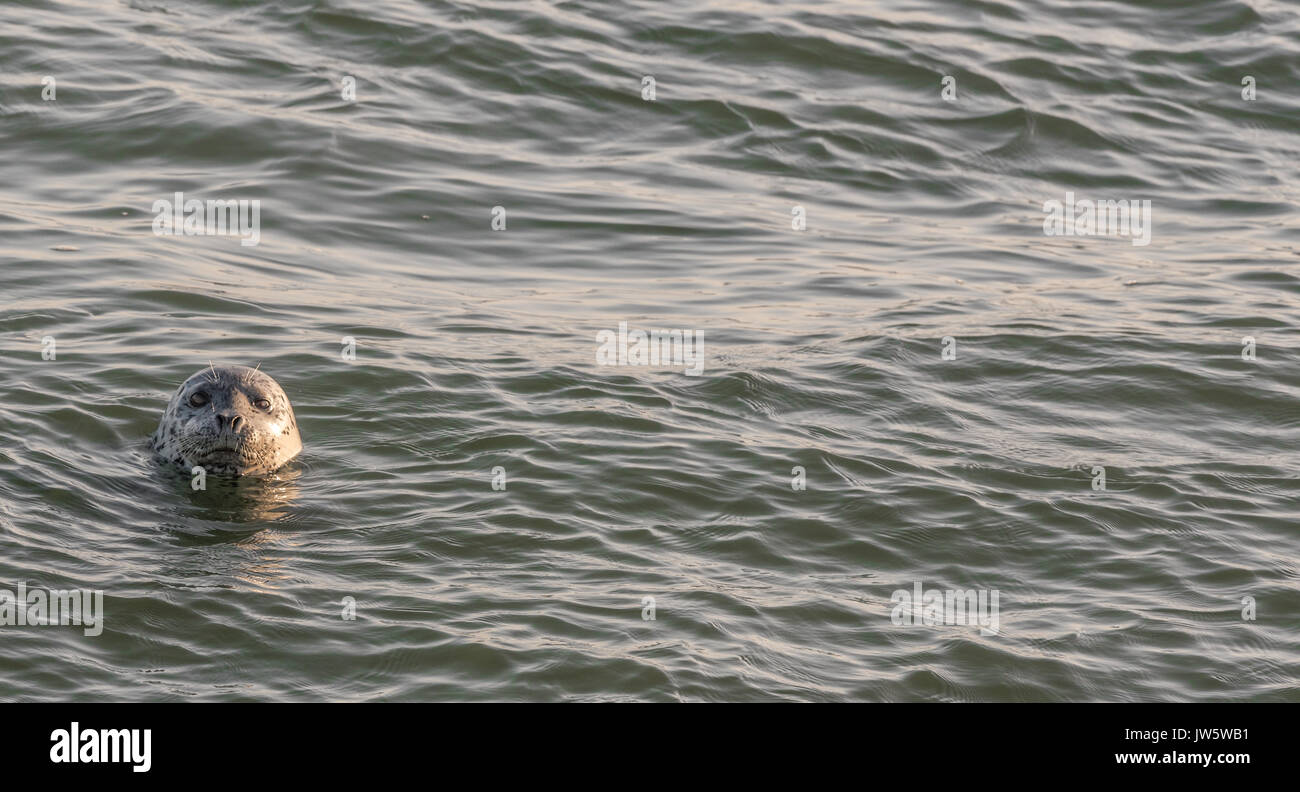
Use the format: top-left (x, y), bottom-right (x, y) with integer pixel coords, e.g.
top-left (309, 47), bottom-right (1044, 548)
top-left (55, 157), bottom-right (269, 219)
top-left (1, 0), bottom-right (1298, 702)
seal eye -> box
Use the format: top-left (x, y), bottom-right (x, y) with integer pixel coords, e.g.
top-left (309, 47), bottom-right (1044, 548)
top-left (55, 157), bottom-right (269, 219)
top-left (189, 391), bottom-right (209, 407)
top-left (254, 398), bottom-right (271, 410)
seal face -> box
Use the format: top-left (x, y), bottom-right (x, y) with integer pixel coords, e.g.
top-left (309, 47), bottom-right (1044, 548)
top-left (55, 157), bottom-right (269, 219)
top-left (152, 365), bottom-right (302, 476)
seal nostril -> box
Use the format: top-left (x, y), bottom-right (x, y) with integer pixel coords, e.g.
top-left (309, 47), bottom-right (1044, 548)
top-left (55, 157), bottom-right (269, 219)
top-left (230, 415), bottom-right (245, 433)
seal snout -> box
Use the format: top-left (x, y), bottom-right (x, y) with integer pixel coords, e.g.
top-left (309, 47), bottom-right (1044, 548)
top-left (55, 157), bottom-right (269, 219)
top-left (216, 411), bottom-right (247, 435)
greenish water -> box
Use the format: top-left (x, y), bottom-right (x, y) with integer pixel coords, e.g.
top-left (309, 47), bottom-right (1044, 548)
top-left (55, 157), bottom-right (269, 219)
top-left (1, 0), bottom-right (1298, 701)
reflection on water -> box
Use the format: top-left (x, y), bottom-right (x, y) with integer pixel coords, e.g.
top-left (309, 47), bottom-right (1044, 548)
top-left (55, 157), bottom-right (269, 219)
top-left (154, 461), bottom-right (306, 591)
top-left (155, 456), bottom-right (304, 527)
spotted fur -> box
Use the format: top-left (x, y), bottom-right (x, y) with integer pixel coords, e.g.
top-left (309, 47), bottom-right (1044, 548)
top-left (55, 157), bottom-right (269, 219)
top-left (151, 365), bottom-right (303, 476)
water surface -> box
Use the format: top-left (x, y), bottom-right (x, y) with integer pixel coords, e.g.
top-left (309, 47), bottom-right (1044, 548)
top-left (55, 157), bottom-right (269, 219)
top-left (1, 0), bottom-right (1298, 701)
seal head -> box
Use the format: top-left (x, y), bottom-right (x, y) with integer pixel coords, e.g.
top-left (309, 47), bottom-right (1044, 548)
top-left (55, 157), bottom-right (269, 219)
top-left (152, 365), bottom-right (302, 476)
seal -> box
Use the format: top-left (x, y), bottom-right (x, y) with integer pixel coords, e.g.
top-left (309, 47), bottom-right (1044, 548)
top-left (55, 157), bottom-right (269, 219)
top-left (152, 364), bottom-right (302, 476)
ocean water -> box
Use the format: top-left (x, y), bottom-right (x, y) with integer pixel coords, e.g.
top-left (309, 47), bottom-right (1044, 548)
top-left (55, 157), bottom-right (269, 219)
top-left (1, 0), bottom-right (1298, 702)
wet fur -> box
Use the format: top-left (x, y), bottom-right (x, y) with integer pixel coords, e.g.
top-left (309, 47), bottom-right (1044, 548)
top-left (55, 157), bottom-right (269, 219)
top-left (152, 365), bottom-right (302, 476)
